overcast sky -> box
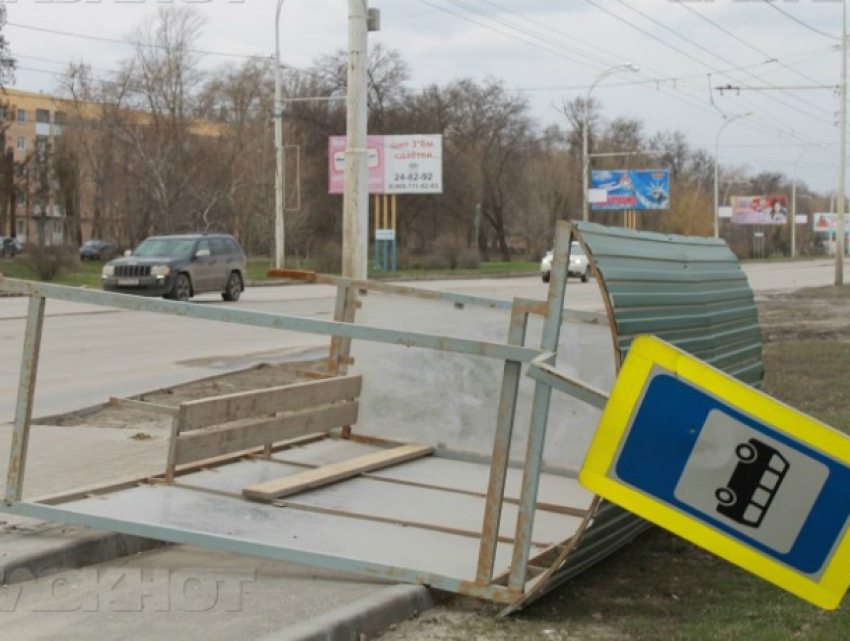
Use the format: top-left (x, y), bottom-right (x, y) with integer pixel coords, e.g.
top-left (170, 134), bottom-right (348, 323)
top-left (3, 0), bottom-right (847, 195)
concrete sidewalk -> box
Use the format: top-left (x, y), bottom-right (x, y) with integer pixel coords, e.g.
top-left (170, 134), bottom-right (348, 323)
top-left (0, 423), bottom-right (431, 639)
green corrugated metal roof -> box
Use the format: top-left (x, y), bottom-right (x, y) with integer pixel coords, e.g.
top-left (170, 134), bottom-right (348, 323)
top-left (529, 223), bottom-right (765, 608)
top-left (574, 221), bottom-right (764, 387)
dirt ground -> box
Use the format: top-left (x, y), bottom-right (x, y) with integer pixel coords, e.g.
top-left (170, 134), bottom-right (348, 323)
top-left (40, 358), bottom-right (329, 439)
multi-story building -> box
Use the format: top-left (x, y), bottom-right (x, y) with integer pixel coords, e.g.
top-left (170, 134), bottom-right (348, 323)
top-left (2, 88), bottom-right (70, 245)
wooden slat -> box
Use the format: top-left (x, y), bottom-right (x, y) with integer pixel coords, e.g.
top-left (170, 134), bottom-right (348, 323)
top-left (179, 375), bottom-right (362, 431)
top-left (243, 444), bottom-right (434, 501)
top-left (174, 401), bottom-right (359, 466)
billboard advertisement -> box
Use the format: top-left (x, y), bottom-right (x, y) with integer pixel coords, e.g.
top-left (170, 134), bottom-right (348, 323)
top-left (590, 170), bottom-right (670, 210)
top-left (813, 213), bottom-right (850, 234)
top-left (730, 195), bottom-right (788, 225)
top-left (329, 134), bottom-right (443, 195)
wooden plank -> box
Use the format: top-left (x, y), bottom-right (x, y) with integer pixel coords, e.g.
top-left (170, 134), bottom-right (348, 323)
top-left (243, 444), bottom-right (434, 501)
top-left (110, 397), bottom-right (178, 416)
top-left (174, 402), bottom-right (358, 466)
top-left (179, 375), bottom-right (362, 431)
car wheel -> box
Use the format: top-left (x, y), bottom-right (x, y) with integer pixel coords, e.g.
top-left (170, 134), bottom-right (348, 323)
top-left (581, 268), bottom-right (589, 283)
top-left (167, 273), bottom-right (192, 302)
top-left (222, 272), bottom-right (242, 302)
top-left (542, 272), bottom-right (550, 283)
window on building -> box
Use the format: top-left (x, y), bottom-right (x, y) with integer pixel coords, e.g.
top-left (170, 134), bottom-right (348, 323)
top-left (16, 190), bottom-right (27, 205)
top-left (16, 136), bottom-right (25, 151)
top-left (16, 219), bottom-right (26, 238)
top-left (0, 106), bottom-right (8, 121)
top-left (36, 109), bottom-right (49, 123)
top-left (17, 109), bottom-right (27, 122)
top-left (36, 136), bottom-right (49, 153)
top-left (16, 163), bottom-right (25, 178)
top-left (54, 111), bottom-right (67, 125)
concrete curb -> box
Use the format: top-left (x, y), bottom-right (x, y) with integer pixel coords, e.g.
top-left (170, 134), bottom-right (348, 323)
top-left (262, 584), bottom-right (436, 641)
top-left (0, 525), bottom-right (166, 586)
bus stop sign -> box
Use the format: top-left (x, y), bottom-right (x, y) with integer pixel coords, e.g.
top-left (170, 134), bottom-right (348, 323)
top-left (580, 335), bottom-right (850, 610)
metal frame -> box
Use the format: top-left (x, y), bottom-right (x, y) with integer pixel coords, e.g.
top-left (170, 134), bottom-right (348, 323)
top-left (3, 219), bottom-right (755, 610)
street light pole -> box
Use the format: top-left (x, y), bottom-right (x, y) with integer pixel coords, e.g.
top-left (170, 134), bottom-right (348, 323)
top-left (273, 0), bottom-right (285, 269)
top-left (792, 145), bottom-right (826, 259)
top-left (713, 112), bottom-right (752, 239)
top-left (582, 63), bottom-right (639, 222)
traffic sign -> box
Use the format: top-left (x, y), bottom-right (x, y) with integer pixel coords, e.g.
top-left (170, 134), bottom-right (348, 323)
top-left (579, 335), bottom-right (850, 610)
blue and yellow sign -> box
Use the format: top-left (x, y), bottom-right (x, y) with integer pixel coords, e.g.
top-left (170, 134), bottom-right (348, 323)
top-left (579, 335), bottom-right (850, 610)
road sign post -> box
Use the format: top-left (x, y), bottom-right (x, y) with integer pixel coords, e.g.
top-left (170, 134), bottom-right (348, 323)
top-left (580, 335), bottom-right (850, 610)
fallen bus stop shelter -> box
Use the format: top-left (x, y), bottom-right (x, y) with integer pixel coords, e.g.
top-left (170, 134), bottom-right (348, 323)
top-left (0, 221), bottom-right (763, 611)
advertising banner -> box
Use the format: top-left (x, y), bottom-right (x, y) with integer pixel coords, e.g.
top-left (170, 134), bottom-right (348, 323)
top-left (813, 213), bottom-right (850, 234)
top-left (730, 195), bottom-right (788, 225)
top-left (590, 170), bottom-right (670, 210)
top-left (329, 134), bottom-right (443, 195)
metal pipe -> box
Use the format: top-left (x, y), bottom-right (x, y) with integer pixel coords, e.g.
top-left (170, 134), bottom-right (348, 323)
top-left (5, 296), bottom-right (46, 504)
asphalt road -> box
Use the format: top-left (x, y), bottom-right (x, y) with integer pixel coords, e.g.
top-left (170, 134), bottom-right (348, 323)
top-left (0, 258), bottom-right (844, 425)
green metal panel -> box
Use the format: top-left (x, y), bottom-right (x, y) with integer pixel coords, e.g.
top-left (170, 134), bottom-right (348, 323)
top-left (537, 222), bottom-right (764, 606)
top-left (574, 221), bottom-right (763, 385)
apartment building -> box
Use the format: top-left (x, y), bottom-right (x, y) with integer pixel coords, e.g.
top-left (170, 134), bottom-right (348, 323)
top-left (2, 88), bottom-right (70, 245)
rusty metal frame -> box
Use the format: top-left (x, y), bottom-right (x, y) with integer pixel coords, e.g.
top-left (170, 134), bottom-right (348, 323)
top-left (0, 220), bottom-right (625, 608)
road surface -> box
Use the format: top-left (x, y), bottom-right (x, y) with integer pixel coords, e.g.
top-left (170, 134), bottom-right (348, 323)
top-left (0, 259), bottom-right (843, 424)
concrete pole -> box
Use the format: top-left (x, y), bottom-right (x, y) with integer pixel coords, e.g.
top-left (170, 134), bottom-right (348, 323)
top-left (343, 0), bottom-right (370, 280)
top-left (837, 1), bottom-right (847, 285)
top-left (792, 171), bottom-right (798, 259)
top-left (274, 0), bottom-right (285, 269)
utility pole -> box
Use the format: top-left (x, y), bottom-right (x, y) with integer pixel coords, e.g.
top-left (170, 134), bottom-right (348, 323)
top-left (837, 0), bottom-right (847, 285)
top-left (273, 0), bottom-right (285, 269)
top-left (342, 0), bottom-right (377, 280)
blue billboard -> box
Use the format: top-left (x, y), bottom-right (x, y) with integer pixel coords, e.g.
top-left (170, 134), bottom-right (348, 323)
top-left (590, 169), bottom-right (670, 210)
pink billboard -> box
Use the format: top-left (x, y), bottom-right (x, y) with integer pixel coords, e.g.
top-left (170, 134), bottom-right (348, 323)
top-left (329, 134), bottom-right (443, 195)
top-left (328, 136), bottom-right (385, 194)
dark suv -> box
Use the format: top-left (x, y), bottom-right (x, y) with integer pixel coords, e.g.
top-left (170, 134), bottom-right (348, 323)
top-left (102, 233), bottom-right (246, 302)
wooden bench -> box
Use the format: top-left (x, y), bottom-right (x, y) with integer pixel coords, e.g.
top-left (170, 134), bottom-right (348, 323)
top-left (165, 375), bottom-right (363, 481)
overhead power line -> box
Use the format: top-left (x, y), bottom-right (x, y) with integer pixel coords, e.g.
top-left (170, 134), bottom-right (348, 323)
top-left (5, 20), bottom-right (324, 81)
top-left (678, 2), bottom-right (832, 90)
top-left (761, 0), bottom-right (840, 40)
top-left (607, 0), bottom-right (834, 125)
top-left (420, 0), bottom-right (829, 147)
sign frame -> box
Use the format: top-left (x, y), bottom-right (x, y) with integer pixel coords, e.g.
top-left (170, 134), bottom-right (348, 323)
top-left (329, 134), bottom-right (443, 195)
top-left (580, 335), bottom-right (850, 610)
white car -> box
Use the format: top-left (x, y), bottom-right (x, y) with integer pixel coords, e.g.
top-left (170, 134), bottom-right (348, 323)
top-left (540, 242), bottom-right (590, 283)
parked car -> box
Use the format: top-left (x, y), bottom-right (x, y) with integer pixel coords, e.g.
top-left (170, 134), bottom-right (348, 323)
top-left (101, 233), bottom-right (246, 302)
top-left (540, 242), bottom-right (590, 283)
top-left (0, 236), bottom-right (23, 258)
top-left (79, 239), bottom-right (115, 261)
